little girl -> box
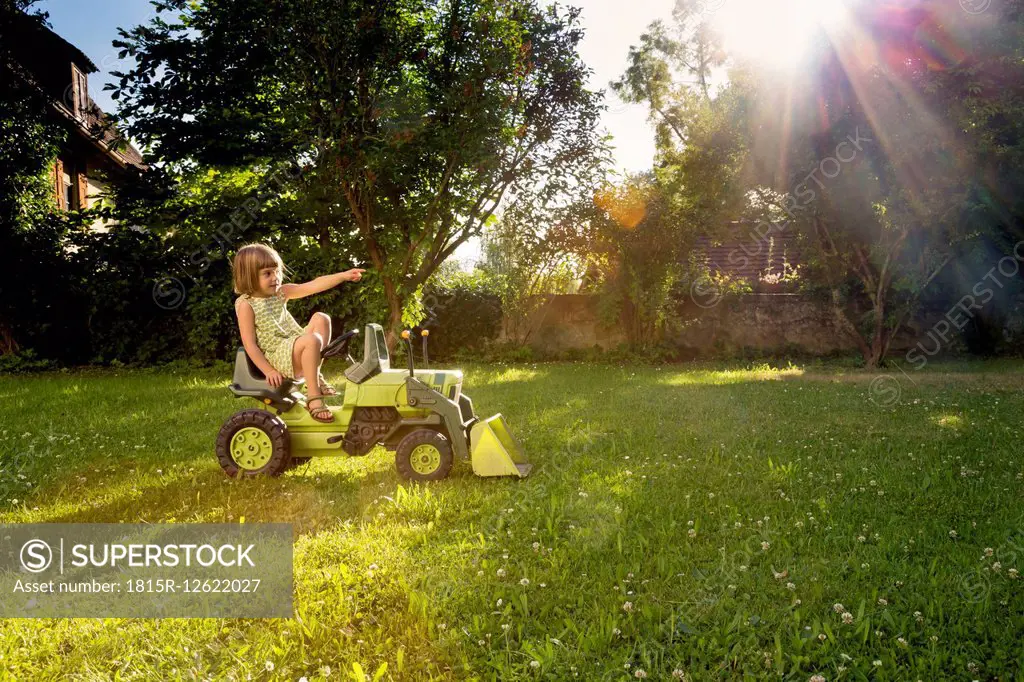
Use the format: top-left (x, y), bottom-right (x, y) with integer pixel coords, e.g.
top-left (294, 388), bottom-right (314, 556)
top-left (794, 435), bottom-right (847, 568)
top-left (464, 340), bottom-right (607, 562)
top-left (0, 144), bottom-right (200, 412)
top-left (232, 243), bottom-right (365, 423)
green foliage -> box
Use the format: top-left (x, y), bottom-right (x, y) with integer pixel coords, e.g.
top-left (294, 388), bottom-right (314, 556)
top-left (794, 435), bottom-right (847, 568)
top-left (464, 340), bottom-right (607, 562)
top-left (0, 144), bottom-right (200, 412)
top-left (111, 0), bottom-right (606, 343)
top-left (420, 270), bottom-right (503, 358)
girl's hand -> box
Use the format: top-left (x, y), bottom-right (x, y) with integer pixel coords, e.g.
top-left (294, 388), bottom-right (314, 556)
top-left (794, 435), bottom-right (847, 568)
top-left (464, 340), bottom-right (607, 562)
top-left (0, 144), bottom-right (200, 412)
top-left (265, 369), bottom-right (285, 388)
top-left (342, 268), bottom-right (366, 282)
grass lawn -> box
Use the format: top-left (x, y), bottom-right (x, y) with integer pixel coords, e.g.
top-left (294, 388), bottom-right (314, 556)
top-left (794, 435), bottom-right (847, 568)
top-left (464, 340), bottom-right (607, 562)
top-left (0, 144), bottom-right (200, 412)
top-left (1, 360), bottom-right (1023, 680)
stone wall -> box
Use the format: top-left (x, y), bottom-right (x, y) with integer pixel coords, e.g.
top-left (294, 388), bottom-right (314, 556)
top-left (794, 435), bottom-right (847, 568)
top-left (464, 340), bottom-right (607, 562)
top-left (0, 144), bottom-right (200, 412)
top-left (507, 293), bottom-right (859, 356)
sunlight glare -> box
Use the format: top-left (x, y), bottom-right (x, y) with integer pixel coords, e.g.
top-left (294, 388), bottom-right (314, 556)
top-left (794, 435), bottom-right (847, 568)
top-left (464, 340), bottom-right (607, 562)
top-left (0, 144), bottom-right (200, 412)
top-left (713, 0), bottom-right (845, 69)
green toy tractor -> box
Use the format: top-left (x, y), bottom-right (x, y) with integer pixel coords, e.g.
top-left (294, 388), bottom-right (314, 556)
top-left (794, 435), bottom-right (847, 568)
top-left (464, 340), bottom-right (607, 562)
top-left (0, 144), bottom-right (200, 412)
top-left (215, 323), bottom-right (531, 481)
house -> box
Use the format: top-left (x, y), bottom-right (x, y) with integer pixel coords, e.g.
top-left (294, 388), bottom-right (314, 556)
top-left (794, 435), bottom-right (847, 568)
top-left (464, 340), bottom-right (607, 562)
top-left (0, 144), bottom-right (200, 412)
top-left (690, 222), bottom-right (807, 292)
top-left (6, 11), bottom-right (145, 229)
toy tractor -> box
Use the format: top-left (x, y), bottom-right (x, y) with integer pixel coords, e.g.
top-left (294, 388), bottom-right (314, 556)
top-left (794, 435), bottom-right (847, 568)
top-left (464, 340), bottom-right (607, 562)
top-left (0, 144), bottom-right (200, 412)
top-left (215, 323), bottom-right (531, 481)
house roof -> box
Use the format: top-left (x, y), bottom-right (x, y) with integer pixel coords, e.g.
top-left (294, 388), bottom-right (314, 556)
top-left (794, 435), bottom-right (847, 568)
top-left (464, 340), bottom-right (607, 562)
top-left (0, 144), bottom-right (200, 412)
top-left (12, 11), bottom-right (98, 73)
top-left (692, 223), bottom-right (806, 288)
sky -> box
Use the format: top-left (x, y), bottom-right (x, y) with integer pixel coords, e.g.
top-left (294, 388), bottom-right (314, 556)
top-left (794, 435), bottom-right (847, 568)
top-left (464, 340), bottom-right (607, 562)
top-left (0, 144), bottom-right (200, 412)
top-left (36, 0), bottom-right (675, 175)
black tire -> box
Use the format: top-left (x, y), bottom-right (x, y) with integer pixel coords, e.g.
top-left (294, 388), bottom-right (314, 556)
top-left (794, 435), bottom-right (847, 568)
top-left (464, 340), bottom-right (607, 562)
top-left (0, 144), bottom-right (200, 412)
top-left (395, 429), bottom-right (454, 482)
top-left (215, 409), bottom-right (291, 478)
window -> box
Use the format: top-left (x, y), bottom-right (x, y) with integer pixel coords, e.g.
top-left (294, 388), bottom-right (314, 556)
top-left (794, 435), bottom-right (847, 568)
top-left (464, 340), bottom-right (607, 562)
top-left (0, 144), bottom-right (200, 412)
top-left (62, 171), bottom-right (74, 210)
top-left (71, 64), bottom-right (88, 116)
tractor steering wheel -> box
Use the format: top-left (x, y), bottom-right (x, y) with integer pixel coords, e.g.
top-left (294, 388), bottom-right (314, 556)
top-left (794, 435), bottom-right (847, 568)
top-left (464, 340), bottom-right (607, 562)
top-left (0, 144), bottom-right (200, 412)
top-left (321, 328), bottom-right (359, 361)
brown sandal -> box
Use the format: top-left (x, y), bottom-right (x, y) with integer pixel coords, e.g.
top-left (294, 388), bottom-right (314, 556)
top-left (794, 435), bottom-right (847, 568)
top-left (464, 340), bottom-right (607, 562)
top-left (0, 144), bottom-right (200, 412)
top-left (318, 375), bottom-right (338, 396)
top-left (305, 397), bottom-right (334, 423)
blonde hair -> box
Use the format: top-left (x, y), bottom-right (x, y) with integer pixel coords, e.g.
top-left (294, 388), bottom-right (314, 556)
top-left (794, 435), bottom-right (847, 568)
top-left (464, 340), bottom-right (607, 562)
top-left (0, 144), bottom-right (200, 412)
top-left (232, 243), bottom-right (285, 295)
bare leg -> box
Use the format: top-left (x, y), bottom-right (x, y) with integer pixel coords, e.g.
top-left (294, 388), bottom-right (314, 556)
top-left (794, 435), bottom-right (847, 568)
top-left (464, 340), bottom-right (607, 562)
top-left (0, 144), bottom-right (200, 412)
top-left (306, 313), bottom-right (332, 389)
top-left (292, 333), bottom-right (331, 420)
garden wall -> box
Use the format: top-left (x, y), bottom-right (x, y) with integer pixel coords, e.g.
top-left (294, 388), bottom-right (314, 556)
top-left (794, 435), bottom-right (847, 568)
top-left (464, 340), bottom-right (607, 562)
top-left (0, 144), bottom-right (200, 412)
top-left (508, 293), bottom-right (859, 356)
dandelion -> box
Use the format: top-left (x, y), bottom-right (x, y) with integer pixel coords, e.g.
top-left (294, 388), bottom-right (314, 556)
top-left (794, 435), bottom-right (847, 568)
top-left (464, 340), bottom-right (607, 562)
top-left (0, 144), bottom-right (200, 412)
top-left (841, 612), bottom-right (854, 624)
top-left (622, 601), bottom-right (634, 612)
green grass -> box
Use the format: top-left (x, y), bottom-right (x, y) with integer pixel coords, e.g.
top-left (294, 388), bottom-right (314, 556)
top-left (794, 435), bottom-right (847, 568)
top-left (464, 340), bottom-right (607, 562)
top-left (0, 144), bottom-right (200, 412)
top-left (1, 360), bottom-right (1023, 680)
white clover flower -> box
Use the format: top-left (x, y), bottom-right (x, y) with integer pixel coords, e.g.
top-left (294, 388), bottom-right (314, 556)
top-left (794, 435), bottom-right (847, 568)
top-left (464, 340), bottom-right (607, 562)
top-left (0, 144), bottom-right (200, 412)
top-left (857, 536), bottom-right (866, 543)
top-left (1009, 568), bottom-right (1019, 579)
top-left (502, 623), bottom-right (510, 631)
top-left (613, 627), bottom-right (621, 636)
top-left (761, 541), bottom-right (771, 551)
top-left (532, 542), bottom-right (540, 551)
top-left (897, 637), bottom-right (908, 647)
top-left (992, 562), bottom-right (1002, 572)
top-left (810, 675), bottom-right (826, 682)
top-left (833, 603), bottom-right (845, 613)
top-left (877, 598), bottom-right (887, 606)
top-left (873, 660), bottom-right (882, 667)
top-left (671, 670), bottom-right (687, 680)
top-left (949, 530), bottom-right (958, 539)
top-left (530, 660), bottom-right (540, 669)
top-left (786, 582), bottom-right (796, 591)
top-left (634, 670), bottom-right (648, 679)
top-left (841, 612), bottom-right (854, 624)
top-left (622, 601), bottom-right (634, 612)
top-left (914, 611), bottom-right (924, 622)
top-left (688, 529), bottom-right (697, 538)
top-left (264, 661), bottom-right (274, 672)
top-left (984, 547), bottom-right (994, 557)
top-left (520, 578), bottom-right (530, 586)
top-left (817, 633), bottom-right (826, 642)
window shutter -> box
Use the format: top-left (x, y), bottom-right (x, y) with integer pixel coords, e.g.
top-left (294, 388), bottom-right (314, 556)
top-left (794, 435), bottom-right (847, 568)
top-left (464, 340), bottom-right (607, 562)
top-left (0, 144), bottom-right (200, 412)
top-left (76, 165), bottom-right (89, 209)
top-left (54, 159), bottom-right (66, 210)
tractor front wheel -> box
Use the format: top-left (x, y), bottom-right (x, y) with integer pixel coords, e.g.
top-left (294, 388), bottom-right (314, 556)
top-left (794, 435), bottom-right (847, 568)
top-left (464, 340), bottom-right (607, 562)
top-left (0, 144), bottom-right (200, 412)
top-left (395, 429), bottom-right (454, 482)
top-left (216, 410), bottom-right (291, 477)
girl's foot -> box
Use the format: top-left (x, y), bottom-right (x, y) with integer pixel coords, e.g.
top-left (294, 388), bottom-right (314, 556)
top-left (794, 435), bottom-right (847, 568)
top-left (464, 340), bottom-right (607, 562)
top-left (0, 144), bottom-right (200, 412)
top-left (305, 397), bottom-right (334, 423)
top-left (318, 374), bottom-right (338, 396)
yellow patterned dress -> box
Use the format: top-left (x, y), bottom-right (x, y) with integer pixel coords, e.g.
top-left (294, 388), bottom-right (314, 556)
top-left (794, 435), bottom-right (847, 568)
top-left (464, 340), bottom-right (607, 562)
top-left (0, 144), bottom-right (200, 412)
top-left (240, 291), bottom-right (306, 378)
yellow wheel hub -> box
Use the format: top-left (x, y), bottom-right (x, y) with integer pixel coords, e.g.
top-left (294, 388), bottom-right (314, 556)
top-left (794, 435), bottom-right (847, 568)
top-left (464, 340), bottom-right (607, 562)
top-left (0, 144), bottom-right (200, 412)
top-left (410, 443), bottom-right (442, 475)
top-left (230, 427), bottom-right (273, 470)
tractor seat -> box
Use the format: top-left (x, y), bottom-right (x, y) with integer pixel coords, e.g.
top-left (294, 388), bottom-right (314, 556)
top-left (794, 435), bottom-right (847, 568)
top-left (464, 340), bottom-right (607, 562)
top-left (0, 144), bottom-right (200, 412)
top-left (228, 347), bottom-right (305, 402)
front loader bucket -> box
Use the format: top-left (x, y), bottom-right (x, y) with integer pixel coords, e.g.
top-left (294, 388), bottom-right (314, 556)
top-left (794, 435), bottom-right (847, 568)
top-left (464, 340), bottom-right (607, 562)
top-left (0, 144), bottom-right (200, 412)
top-left (470, 414), bottom-right (532, 478)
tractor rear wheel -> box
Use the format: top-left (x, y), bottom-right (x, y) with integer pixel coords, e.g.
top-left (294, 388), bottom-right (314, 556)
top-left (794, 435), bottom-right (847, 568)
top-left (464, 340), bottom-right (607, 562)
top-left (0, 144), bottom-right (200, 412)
top-left (395, 429), bottom-right (454, 482)
top-left (216, 409), bottom-right (291, 477)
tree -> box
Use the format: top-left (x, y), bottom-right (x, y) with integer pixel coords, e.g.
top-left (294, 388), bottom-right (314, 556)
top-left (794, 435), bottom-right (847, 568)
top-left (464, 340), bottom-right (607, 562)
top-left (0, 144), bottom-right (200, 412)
top-left (111, 0), bottom-right (605, 346)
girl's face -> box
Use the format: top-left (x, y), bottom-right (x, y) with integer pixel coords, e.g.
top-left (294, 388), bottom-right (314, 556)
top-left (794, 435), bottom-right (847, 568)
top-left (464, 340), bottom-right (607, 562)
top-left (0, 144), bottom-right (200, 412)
top-left (257, 266), bottom-right (282, 296)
